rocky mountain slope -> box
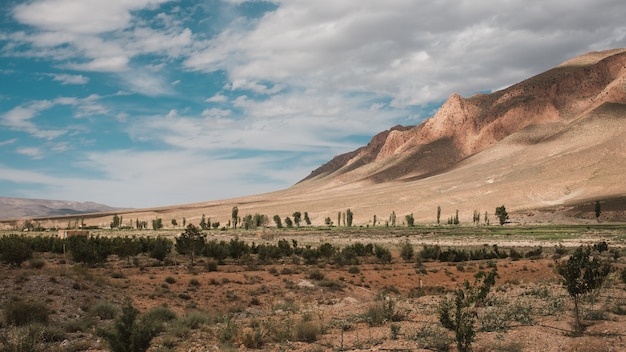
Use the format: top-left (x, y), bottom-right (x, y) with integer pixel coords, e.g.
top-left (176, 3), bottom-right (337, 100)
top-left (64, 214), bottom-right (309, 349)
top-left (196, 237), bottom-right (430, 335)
top-left (301, 48), bottom-right (626, 187)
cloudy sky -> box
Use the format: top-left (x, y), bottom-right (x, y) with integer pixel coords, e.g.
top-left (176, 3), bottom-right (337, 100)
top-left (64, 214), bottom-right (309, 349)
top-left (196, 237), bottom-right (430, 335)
top-left (1, 0), bottom-right (625, 208)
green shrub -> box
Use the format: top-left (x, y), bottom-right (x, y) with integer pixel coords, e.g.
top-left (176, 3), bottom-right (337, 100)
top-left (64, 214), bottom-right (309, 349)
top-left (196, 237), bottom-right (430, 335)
top-left (189, 278), bottom-right (200, 287)
top-left (88, 300), bottom-right (118, 320)
top-left (180, 311), bottom-right (210, 329)
top-left (307, 269), bottom-right (325, 281)
top-left (0, 235), bottom-right (33, 267)
top-left (142, 306), bottom-right (177, 324)
top-left (164, 276), bottom-right (176, 284)
top-left (98, 300), bottom-right (163, 352)
top-left (3, 299), bottom-right (50, 326)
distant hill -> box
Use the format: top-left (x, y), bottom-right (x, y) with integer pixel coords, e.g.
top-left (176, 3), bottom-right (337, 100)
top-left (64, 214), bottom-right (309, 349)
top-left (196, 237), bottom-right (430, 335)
top-left (5, 48), bottom-right (626, 228)
top-left (0, 197), bottom-right (121, 220)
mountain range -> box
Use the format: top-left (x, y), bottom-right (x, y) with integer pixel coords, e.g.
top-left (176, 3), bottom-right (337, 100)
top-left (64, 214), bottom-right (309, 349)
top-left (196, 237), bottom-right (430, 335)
top-left (3, 48), bottom-right (626, 227)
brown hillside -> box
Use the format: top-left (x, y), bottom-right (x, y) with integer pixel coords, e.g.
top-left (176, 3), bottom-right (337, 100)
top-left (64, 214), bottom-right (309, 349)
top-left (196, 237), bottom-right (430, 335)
top-left (5, 48), bottom-right (626, 229)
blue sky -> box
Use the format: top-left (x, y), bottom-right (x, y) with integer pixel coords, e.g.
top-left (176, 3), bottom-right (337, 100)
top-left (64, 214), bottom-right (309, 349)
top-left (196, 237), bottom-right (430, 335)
top-left (1, 0), bottom-right (625, 208)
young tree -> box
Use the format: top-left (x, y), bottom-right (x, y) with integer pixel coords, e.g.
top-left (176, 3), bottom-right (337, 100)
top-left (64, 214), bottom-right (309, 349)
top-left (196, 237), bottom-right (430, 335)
top-left (346, 209), bottom-right (353, 227)
top-left (324, 217), bottom-right (333, 226)
top-left (175, 224), bottom-right (206, 266)
top-left (171, 219), bottom-right (177, 227)
top-left (595, 201), bottom-right (601, 221)
top-left (557, 245), bottom-right (612, 333)
top-left (405, 213), bottom-right (415, 227)
top-left (111, 215), bottom-right (121, 229)
top-left (99, 300), bottom-right (162, 352)
top-left (495, 206), bottom-right (508, 226)
top-left (273, 215), bottom-right (283, 228)
top-left (199, 214), bottom-right (207, 230)
top-left (231, 206), bottom-right (239, 229)
top-left (303, 212), bottom-right (311, 226)
top-left (372, 214), bottom-right (377, 227)
top-left (390, 211), bottom-right (397, 227)
top-left (484, 211), bottom-right (489, 226)
top-left (337, 212), bottom-right (341, 228)
top-left (436, 206), bottom-right (441, 225)
top-left (151, 218), bottom-right (163, 230)
top-left (284, 216), bottom-right (293, 228)
top-left (454, 210), bottom-right (460, 225)
top-left (148, 237), bottom-right (172, 265)
top-left (293, 211), bottom-right (302, 227)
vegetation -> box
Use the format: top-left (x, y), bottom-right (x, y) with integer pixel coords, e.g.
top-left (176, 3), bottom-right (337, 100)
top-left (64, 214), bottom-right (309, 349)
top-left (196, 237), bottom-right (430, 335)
top-left (175, 224), bottom-right (206, 266)
top-left (495, 205), bottom-right (508, 225)
top-left (98, 300), bottom-right (162, 352)
top-left (557, 244), bottom-right (612, 333)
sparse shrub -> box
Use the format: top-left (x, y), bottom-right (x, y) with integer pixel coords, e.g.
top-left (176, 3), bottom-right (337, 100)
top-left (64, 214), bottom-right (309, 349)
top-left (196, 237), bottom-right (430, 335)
top-left (348, 266), bottom-right (360, 274)
top-left (374, 245), bottom-right (392, 264)
top-left (0, 325), bottom-right (46, 352)
top-left (189, 278), bottom-right (200, 287)
top-left (143, 306), bottom-right (177, 324)
top-left (179, 311), bottom-right (210, 329)
top-left (294, 321), bottom-right (320, 342)
top-left (165, 276), bottom-right (176, 284)
top-left (88, 300), bottom-right (118, 320)
top-left (390, 324), bottom-right (401, 340)
top-left (399, 240), bottom-right (414, 261)
top-left (411, 323), bottom-right (453, 351)
top-left (308, 269), bottom-right (325, 281)
top-left (363, 298), bottom-right (402, 326)
top-left (621, 267), bottom-right (626, 285)
top-left (28, 258), bottom-right (46, 269)
top-left (3, 299), bottom-right (50, 326)
top-left (242, 327), bottom-right (265, 349)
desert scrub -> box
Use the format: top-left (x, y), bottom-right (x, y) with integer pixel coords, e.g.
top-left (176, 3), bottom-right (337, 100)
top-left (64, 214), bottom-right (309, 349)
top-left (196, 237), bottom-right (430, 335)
top-left (294, 320), bottom-right (321, 343)
top-left (98, 300), bottom-right (163, 352)
top-left (3, 299), bottom-right (50, 326)
top-left (88, 300), bottom-right (119, 320)
top-left (164, 276), bottom-right (176, 284)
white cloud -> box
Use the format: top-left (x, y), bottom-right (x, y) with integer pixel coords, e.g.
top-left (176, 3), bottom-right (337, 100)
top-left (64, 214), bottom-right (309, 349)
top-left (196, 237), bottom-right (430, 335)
top-left (12, 0), bottom-right (171, 35)
top-left (49, 73), bottom-right (89, 85)
top-left (205, 93), bottom-right (228, 103)
top-left (0, 138), bottom-right (18, 147)
top-left (16, 147), bottom-right (44, 160)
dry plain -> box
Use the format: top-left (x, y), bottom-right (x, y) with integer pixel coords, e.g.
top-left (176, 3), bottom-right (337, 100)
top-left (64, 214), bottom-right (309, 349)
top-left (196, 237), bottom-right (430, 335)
top-left (1, 224), bottom-right (626, 352)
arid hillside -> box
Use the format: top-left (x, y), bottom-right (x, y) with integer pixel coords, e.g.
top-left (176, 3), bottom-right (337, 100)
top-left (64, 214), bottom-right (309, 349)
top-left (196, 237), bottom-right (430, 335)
top-left (4, 48), bottom-right (626, 229)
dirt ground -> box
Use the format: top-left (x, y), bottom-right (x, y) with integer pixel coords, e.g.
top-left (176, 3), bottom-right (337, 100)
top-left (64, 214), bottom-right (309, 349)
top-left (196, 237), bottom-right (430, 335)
top-left (1, 227), bottom-right (626, 351)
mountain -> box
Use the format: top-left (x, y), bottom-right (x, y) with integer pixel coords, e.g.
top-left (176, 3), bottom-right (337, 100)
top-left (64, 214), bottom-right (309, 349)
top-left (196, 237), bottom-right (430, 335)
top-left (4, 48), bottom-right (626, 227)
top-left (0, 197), bottom-right (121, 220)
top-left (301, 48), bottom-right (626, 186)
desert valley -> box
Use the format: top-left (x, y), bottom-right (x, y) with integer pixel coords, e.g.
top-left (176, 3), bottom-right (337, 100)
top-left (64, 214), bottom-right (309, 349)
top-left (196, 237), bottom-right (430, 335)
top-left (1, 49), bottom-right (626, 352)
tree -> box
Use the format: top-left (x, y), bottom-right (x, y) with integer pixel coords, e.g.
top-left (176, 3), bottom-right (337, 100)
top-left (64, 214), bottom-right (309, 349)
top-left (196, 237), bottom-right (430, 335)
top-left (337, 212), bottom-right (341, 227)
top-left (171, 219), bottom-right (177, 227)
top-left (284, 216), bottom-right (293, 228)
top-left (405, 213), bottom-right (415, 227)
top-left (495, 206), bottom-right (508, 226)
top-left (303, 212), bottom-right (311, 226)
top-left (454, 210), bottom-right (460, 225)
top-left (175, 224), bottom-right (206, 266)
top-left (199, 214), bottom-right (207, 230)
top-left (390, 211), bottom-right (396, 227)
top-left (372, 214), bottom-right (377, 227)
top-left (148, 237), bottom-right (172, 265)
top-left (111, 214), bottom-right (121, 229)
top-left (99, 300), bottom-right (162, 352)
top-left (324, 217), bottom-right (333, 226)
top-left (437, 206), bottom-right (441, 225)
top-left (231, 206), bottom-right (239, 229)
top-left (273, 215), bottom-right (283, 228)
top-left (151, 218), bottom-right (163, 230)
top-left (557, 245), bottom-right (612, 333)
top-left (438, 267), bottom-right (498, 352)
top-left (293, 212), bottom-right (302, 227)
top-left (595, 201), bottom-right (601, 221)
top-left (346, 209), bottom-right (353, 227)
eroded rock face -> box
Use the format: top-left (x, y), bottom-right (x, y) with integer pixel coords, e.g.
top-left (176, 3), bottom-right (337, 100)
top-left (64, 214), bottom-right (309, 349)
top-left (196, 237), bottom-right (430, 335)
top-left (301, 49), bottom-right (626, 185)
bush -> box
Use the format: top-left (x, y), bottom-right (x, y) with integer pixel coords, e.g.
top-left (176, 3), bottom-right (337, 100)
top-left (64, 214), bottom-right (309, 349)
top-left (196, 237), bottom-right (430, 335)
top-left (0, 325), bottom-right (46, 352)
top-left (89, 300), bottom-right (119, 320)
top-left (0, 235), bottom-right (33, 267)
top-left (142, 306), bottom-right (177, 324)
top-left (165, 276), bottom-right (176, 284)
top-left (294, 321), bottom-right (320, 343)
top-left (28, 258), bottom-right (46, 269)
top-left (98, 300), bottom-right (163, 352)
top-left (3, 299), bottom-right (50, 326)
